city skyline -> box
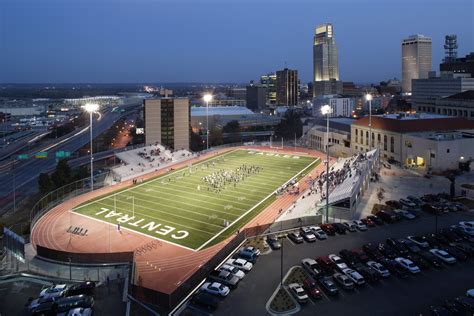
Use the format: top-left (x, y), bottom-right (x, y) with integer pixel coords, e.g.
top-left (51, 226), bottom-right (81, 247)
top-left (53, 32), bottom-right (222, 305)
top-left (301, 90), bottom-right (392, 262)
top-left (1, 0), bottom-right (473, 84)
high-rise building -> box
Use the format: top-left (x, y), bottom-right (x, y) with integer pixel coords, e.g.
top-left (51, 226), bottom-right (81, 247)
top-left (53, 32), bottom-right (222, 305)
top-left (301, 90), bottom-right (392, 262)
top-left (144, 98), bottom-right (190, 150)
top-left (313, 23), bottom-right (340, 96)
top-left (440, 52), bottom-right (474, 78)
top-left (260, 73), bottom-right (277, 105)
top-left (246, 83), bottom-right (267, 111)
top-left (276, 68), bottom-right (299, 106)
top-left (401, 34), bottom-right (432, 93)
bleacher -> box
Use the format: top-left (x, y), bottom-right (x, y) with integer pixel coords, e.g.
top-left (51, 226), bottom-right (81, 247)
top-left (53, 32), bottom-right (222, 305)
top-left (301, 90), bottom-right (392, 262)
top-left (112, 144), bottom-right (194, 181)
top-left (318, 148), bottom-right (379, 211)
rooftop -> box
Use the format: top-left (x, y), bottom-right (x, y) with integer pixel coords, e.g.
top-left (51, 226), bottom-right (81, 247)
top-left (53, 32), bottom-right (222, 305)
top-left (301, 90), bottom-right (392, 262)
top-left (442, 90), bottom-right (474, 101)
top-left (353, 114), bottom-right (474, 133)
top-left (191, 106), bottom-right (254, 116)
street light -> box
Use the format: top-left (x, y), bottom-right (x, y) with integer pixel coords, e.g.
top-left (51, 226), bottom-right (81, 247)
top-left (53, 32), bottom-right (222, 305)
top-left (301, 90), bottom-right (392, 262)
top-left (203, 94), bottom-right (213, 150)
top-left (366, 94), bottom-right (373, 150)
top-left (321, 104), bottom-right (332, 223)
top-left (84, 103), bottom-right (99, 191)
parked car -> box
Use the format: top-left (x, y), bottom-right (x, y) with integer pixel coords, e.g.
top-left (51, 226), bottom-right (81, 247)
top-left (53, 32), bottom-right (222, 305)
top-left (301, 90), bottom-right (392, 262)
top-left (376, 210), bottom-right (399, 223)
top-left (333, 272), bottom-right (355, 290)
top-left (366, 261), bottom-right (390, 278)
top-left (422, 204), bottom-right (443, 215)
top-left (407, 195), bottom-right (424, 207)
top-left (342, 268), bottom-right (365, 286)
top-left (288, 283), bottom-right (309, 304)
top-left (302, 278), bottom-right (322, 299)
top-left (407, 236), bottom-right (430, 249)
top-left (66, 307), bottom-right (93, 316)
top-left (67, 282), bottom-right (95, 297)
top-left (452, 242), bottom-right (474, 257)
top-left (328, 254), bottom-right (348, 271)
top-left (190, 292), bottom-right (220, 311)
top-left (399, 198), bottom-right (417, 209)
top-left (361, 218), bottom-right (376, 227)
top-left (317, 276), bottom-right (339, 296)
top-left (302, 258), bottom-right (323, 278)
top-left (39, 284), bottom-right (68, 299)
top-left (316, 256), bottom-right (336, 273)
top-left (266, 235), bottom-right (281, 250)
top-left (393, 209), bottom-right (416, 220)
top-left (352, 263), bottom-right (380, 283)
top-left (363, 243), bottom-right (384, 261)
top-left (332, 223), bottom-right (347, 234)
top-left (430, 249), bottom-right (457, 264)
top-left (288, 231), bottom-right (304, 244)
top-left (309, 226), bottom-right (328, 240)
top-left (398, 238), bottom-right (421, 253)
top-left (404, 254), bottom-right (430, 270)
top-left (300, 227), bottom-right (317, 242)
top-left (395, 257), bottom-right (420, 274)
top-left (454, 297), bottom-right (474, 313)
top-left (225, 258), bottom-right (253, 272)
top-left (219, 264), bottom-right (245, 280)
top-left (440, 228), bottom-right (463, 243)
top-left (418, 252), bottom-right (443, 268)
top-left (343, 222), bottom-right (357, 232)
top-left (200, 282), bottom-right (230, 297)
top-left (353, 220), bottom-right (368, 231)
top-left (320, 224), bottom-right (336, 236)
top-left (352, 248), bottom-right (370, 263)
top-left (207, 270), bottom-right (239, 289)
top-left (237, 251), bottom-right (257, 263)
top-left (386, 238), bottom-right (408, 255)
top-left (421, 234), bottom-right (442, 248)
top-left (380, 258), bottom-right (408, 278)
top-left (367, 215), bottom-right (384, 225)
top-left (339, 249), bottom-right (360, 267)
top-left (377, 243), bottom-right (398, 259)
top-left (467, 289), bottom-right (474, 298)
top-left (239, 246), bottom-right (260, 257)
top-left (386, 200), bottom-right (403, 209)
top-left (443, 246), bottom-right (468, 261)
top-left (459, 221), bottom-right (474, 229)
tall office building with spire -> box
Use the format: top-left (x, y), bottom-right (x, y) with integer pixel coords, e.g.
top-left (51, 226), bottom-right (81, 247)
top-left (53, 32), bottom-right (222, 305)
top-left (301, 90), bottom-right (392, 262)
top-left (401, 34), bottom-right (432, 93)
top-left (313, 23), bottom-right (341, 96)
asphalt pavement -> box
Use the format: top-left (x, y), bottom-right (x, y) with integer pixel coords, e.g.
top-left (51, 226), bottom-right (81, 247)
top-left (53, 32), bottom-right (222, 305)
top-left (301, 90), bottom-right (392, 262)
top-left (214, 211), bottom-right (474, 316)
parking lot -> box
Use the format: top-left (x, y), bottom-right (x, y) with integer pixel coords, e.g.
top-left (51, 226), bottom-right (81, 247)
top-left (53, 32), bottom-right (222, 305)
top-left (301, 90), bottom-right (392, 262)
top-left (212, 210), bottom-right (474, 316)
top-left (0, 276), bottom-right (126, 316)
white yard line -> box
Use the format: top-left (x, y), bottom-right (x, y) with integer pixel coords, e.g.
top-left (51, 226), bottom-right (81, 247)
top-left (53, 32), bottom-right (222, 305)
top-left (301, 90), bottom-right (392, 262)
top-left (72, 211), bottom-right (198, 252)
top-left (195, 157), bottom-right (321, 251)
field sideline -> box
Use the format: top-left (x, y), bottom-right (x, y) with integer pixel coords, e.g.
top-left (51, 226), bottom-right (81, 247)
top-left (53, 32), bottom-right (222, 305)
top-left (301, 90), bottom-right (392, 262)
top-left (72, 149), bottom-right (320, 250)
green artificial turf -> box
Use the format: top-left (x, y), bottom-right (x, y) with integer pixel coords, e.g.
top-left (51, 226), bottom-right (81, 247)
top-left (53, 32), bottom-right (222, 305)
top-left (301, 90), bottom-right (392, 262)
top-left (73, 149), bottom-right (319, 250)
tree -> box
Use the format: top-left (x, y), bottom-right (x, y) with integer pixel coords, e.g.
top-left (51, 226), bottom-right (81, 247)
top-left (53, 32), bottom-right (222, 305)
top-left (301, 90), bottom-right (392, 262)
top-left (38, 173), bottom-right (53, 195)
top-left (209, 126), bottom-right (223, 147)
top-left (222, 120), bottom-right (241, 143)
top-left (275, 109), bottom-right (303, 140)
top-left (50, 159), bottom-right (72, 188)
top-left (190, 128), bottom-right (204, 152)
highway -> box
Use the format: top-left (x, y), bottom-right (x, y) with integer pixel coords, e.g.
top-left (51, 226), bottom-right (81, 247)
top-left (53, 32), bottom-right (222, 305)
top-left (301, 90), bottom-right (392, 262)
top-left (0, 102), bottom-right (141, 214)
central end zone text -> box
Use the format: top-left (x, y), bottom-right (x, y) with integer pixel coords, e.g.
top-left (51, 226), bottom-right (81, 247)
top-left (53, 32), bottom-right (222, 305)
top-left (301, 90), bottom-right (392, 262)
top-left (95, 208), bottom-right (189, 240)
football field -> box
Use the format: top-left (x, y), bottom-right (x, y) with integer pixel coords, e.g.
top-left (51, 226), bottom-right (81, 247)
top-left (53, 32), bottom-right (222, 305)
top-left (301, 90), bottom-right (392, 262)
top-left (73, 149), bottom-right (320, 250)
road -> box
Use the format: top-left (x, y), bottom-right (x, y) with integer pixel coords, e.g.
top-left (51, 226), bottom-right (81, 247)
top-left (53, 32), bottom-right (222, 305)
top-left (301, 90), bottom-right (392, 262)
top-left (213, 211), bottom-right (474, 316)
top-left (0, 102), bottom-right (141, 213)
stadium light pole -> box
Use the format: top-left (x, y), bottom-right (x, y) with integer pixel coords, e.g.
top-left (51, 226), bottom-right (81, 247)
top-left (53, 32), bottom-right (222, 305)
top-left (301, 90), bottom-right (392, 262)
top-left (203, 94), bottom-right (213, 150)
top-left (84, 103), bottom-right (99, 191)
top-left (321, 104), bottom-right (332, 224)
top-left (366, 94), bottom-right (373, 150)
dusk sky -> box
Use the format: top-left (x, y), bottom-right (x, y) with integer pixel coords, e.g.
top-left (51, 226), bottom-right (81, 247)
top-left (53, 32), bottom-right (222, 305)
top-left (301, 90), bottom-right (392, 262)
top-left (1, 0), bottom-right (472, 84)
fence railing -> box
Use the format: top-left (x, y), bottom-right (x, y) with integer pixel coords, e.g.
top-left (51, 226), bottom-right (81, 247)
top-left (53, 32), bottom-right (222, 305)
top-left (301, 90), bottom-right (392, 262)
top-left (29, 171), bottom-right (110, 233)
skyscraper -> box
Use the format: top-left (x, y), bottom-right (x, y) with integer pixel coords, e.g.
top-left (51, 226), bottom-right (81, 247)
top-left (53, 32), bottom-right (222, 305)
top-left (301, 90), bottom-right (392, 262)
top-left (260, 73), bottom-right (277, 105)
top-left (313, 23), bottom-right (340, 96)
top-left (401, 34), bottom-right (432, 93)
top-left (276, 68), bottom-right (299, 106)
top-left (144, 97), bottom-right (190, 150)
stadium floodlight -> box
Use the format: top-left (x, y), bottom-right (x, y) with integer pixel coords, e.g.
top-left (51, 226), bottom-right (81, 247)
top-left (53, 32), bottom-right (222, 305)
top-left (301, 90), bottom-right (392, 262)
top-left (203, 94), bottom-right (213, 150)
top-left (321, 104), bottom-right (332, 224)
top-left (83, 103), bottom-right (99, 191)
top-left (321, 104), bottom-right (332, 116)
top-left (366, 94), bottom-right (373, 149)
